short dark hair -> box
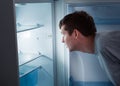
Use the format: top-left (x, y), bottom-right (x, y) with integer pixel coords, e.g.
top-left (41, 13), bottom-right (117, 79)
top-left (59, 11), bottom-right (96, 37)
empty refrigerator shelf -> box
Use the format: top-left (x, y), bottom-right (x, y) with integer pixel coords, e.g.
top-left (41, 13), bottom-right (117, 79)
top-left (19, 53), bottom-right (41, 66)
top-left (18, 53), bottom-right (43, 66)
top-left (16, 23), bottom-right (44, 33)
top-left (19, 55), bottom-right (53, 78)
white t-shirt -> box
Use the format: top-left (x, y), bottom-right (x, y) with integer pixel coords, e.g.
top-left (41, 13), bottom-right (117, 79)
top-left (70, 51), bottom-right (113, 86)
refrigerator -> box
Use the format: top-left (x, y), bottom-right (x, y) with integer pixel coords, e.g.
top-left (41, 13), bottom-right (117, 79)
top-left (1, 0), bottom-right (120, 86)
top-left (0, 0), bottom-right (69, 86)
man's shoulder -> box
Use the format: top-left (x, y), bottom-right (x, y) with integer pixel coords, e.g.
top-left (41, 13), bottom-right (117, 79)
top-left (96, 30), bottom-right (120, 59)
top-left (96, 31), bottom-right (120, 47)
top-left (97, 30), bottom-right (120, 39)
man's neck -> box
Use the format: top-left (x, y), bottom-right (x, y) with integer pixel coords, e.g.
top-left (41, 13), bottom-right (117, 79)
top-left (78, 36), bottom-right (95, 54)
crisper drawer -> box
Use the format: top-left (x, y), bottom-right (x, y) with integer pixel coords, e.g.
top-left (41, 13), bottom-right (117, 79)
top-left (19, 55), bottom-right (53, 86)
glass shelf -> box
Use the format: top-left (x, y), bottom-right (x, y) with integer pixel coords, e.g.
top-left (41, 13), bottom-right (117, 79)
top-left (19, 55), bottom-right (53, 78)
top-left (16, 23), bottom-right (44, 33)
top-left (18, 53), bottom-right (40, 66)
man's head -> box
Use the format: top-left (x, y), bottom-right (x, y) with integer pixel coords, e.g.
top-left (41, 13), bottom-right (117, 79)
top-left (59, 11), bottom-right (96, 52)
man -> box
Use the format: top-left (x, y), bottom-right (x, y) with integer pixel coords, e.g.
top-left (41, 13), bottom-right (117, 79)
top-left (59, 11), bottom-right (120, 86)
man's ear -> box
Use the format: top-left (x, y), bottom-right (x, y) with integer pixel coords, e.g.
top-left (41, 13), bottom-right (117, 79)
top-left (73, 29), bottom-right (84, 39)
top-left (73, 29), bottom-right (79, 39)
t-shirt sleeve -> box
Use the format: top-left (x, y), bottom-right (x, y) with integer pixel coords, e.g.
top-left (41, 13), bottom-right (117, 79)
top-left (98, 31), bottom-right (120, 85)
top-left (99, 31), bottom-right (120, 62)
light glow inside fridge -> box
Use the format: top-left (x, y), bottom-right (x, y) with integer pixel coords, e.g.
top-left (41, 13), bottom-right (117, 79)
top-left (15, 3), bottom-right (54, 86)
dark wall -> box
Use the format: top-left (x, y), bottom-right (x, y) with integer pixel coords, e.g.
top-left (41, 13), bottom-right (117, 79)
top-left (0, 0), bottom-right (19, 86)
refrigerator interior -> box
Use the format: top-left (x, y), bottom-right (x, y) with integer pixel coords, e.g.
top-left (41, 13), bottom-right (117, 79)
top-left (15, 3), bottom-right (54, 86)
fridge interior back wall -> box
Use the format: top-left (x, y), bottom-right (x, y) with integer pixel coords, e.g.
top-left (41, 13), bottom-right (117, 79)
top-left (15, 3), bottom-right (54, 86)
top-left (67, 2), bottom-right (120, 32)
